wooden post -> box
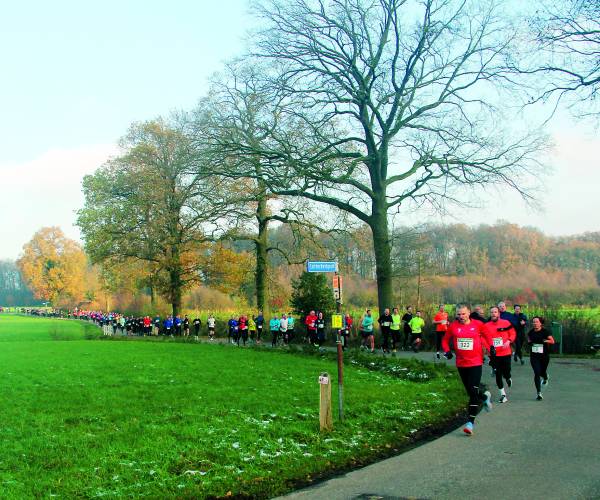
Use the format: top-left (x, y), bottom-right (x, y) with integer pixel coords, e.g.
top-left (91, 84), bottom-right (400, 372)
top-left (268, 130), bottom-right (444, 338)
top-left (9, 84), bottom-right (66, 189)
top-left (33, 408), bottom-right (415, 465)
top-left (319, 372), bottom-right (333, 431)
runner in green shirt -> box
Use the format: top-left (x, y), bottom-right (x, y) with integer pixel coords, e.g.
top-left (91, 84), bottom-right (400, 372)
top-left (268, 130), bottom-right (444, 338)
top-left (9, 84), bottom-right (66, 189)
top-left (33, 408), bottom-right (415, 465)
top-left (408, 310), bottom-right (425, 352)
top-left (390, 307), bottom-right (402, 354)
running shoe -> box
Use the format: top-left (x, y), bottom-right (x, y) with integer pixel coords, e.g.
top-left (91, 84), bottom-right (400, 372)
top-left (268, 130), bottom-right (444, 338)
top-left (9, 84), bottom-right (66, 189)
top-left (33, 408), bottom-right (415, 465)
top-left (513, 354), bottom-right (518, 362)
top-left (542, 375), bottom-right (549, 387)
top-left (498, 394), bottom-right (508, 404)
top-left (483, 391), bottom-right (493, 412)
top-left (436, 352), bottom-right (441, 359)
top-left (507, 378), bottom-right (512, 388)
top-left (463, 422), bottom-right (474, 435)
top-left (536, 393), bottom-right (543, 401)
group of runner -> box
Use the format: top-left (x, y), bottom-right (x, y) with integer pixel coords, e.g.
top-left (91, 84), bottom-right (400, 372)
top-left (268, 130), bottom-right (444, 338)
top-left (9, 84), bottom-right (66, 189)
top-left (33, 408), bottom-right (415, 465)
top-left (71, 309), bottom-right (218, 340)
top-left (441, 303), bottom-right (555, 435)
top-left (358, 304), bottom-right (451, 355)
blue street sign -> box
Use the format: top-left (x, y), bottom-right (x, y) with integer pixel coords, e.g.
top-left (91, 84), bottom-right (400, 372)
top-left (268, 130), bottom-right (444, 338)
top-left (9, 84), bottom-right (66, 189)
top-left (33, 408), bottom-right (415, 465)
top-left (306, 261), bottom-right (338, 273)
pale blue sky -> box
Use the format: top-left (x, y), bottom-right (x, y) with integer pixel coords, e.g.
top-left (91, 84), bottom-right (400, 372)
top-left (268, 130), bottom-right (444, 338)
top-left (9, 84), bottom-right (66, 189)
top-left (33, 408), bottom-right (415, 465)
top-left (0, 1), bottom-right (598, 260)
top-left (0, 0), bottom-right (250, 162)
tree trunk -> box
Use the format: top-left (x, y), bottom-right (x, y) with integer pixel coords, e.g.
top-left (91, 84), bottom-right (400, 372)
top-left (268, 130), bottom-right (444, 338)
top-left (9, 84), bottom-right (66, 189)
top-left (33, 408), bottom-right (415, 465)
top-left (171, 285), bottom-right (181, 318)
top-left (168, 244), bottom-right (183, 318)
top-left (255, 180), bottom-right (270, 316)
top-left (369, 197), bottom-right (393, 316)
top-left (255, 212), bottom-right (269, 315)
top-left (416, 254), bottom-right (422, 310)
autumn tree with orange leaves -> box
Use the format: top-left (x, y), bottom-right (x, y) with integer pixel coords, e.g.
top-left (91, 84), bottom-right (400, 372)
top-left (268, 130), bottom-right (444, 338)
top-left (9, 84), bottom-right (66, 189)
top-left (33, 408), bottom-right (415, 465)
top-left (17, 227), bottom-right (87, 306)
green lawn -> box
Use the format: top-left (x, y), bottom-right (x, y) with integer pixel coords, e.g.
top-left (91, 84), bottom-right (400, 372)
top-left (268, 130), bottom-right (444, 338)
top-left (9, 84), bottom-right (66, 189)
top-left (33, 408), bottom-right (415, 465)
top-left (0, 314), bottom-right (464, 498)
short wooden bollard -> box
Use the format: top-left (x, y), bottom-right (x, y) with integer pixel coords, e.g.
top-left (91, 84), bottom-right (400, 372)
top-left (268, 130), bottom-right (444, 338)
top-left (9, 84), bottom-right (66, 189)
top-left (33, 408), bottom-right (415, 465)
top-left (319, 372), bottom-right (333, 432)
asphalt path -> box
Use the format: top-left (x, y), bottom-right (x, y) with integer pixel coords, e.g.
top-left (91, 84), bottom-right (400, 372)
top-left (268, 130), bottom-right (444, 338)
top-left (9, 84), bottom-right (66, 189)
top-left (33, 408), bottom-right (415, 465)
top-left (279, 351), bottom-right (600, 500)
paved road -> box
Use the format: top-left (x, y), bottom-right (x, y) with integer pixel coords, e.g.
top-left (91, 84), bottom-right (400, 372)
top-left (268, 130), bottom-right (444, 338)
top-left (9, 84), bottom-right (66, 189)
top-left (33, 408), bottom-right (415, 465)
top-left (279, 352), bottom-right (600, 500)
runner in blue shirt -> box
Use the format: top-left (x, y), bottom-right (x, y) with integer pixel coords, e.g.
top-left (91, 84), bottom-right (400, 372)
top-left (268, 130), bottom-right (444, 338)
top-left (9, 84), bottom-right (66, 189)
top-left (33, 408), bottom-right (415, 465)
top-left (360, 309), bottom-right (375, 353)
top-left (270, 316), bottom-right (280, 347)
top-left (164, 316), bottom-right (173, 337)
top-left (228, 316), bottom-right (238, 345)
top-left (287, 314), bottom-right (295, 342)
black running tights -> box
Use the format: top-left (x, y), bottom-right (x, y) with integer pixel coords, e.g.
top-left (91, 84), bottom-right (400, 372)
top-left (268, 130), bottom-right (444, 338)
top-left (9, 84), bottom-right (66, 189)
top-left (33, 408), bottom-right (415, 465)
top-left (494, 355), bottom-right (511, 389)
top-left (530, 355), bottom-right (550, 392)
top-left (458, 365), bottom-right (486, 424)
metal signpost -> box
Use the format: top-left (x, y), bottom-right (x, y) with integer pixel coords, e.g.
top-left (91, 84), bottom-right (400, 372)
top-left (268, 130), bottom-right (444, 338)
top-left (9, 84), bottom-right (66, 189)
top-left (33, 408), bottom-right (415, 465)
top-left (306, 260), bottom-right (344, 422)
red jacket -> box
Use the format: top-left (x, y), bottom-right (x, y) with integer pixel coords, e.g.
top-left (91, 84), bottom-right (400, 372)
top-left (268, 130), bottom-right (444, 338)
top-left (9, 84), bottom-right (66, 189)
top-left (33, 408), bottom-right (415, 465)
top-left (482, 319), bottom-right (516, 357)
top-left (442, 319), bottom-right (489, 368)
top-left (305, 314), bottom-right (317, 331)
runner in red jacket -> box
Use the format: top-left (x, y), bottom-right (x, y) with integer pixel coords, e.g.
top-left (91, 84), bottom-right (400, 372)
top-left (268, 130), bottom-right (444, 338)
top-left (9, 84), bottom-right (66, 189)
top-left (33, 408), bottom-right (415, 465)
top-left (483, 306), bottom-right (516, 403)
top-left (305, 311), bottom-right (318, 344)
top-left (442, 304), bottom-right (492, 435)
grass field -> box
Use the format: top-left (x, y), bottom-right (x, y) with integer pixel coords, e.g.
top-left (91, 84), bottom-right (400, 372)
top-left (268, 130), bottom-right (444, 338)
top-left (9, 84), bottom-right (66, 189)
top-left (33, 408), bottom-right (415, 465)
top-left (0, 314), bottom-right (464, 498)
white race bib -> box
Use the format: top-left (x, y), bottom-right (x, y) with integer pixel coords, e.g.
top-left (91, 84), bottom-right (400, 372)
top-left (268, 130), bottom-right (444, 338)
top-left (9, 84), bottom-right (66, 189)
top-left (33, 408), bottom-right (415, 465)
top-left (493, 337), bottom-right (503, 348)
top-left (457, 338), bottom-right (474, 351)
top-left (382, 322), bottom-right (391, 327)
top-left (532, 343), bottom-right (544, 354)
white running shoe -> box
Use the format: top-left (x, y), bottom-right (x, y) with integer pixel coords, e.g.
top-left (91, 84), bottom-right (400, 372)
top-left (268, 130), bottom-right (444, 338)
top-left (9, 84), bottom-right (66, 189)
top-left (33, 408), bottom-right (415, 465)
top-left (483, 391), bottom-right (493, 412)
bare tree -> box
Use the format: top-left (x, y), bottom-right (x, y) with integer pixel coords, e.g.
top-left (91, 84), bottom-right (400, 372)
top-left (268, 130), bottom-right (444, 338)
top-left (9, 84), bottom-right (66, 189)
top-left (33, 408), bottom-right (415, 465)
top-left (525, 0), bottom-right (600, 119)
top-left (191, 63), bottom-right (348, 313)
top-left (225, 0), bottom-right (547, 312)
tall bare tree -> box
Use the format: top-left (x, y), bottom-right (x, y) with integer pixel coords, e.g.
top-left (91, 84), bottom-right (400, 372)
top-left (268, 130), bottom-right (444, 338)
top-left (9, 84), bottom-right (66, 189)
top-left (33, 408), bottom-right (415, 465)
top-left (221, 0), bottom-right (546, 312)
top-left (192, 63), bottom-right (346, 313)
top-left (525, 0), bottom-right (600, 119)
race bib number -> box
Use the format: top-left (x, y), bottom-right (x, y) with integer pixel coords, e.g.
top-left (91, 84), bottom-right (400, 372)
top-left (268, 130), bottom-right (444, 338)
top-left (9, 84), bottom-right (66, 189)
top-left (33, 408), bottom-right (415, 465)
top-left (382, 322), bottom-right (390, 327)
top-left (532, 344), bottom-right (544, 354)
top-left (493, 337), bottom-right (503, 348)
top-left (457, 338), bottom-right (474, 350)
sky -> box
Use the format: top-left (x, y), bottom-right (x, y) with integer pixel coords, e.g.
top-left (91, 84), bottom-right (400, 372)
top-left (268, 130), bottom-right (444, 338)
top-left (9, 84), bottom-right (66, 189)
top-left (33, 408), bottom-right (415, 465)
top-left (0, 0), bottom-right (599, 260)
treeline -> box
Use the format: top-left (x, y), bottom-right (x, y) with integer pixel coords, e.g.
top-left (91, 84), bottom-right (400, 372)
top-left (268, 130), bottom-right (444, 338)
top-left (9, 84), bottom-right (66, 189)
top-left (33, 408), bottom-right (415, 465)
top-left (12, 221), bottom-right (600, 313)
top-left (266, 222), bottom-right (600, 307)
